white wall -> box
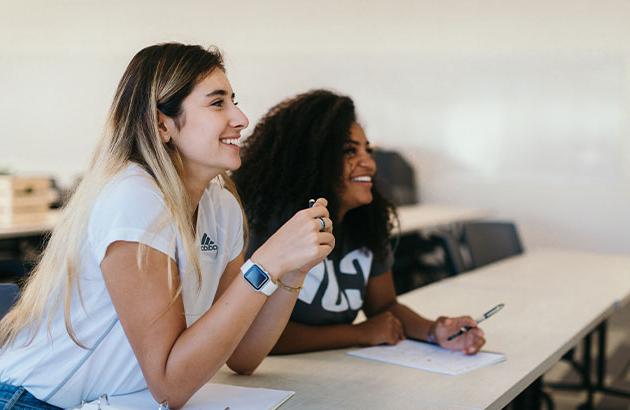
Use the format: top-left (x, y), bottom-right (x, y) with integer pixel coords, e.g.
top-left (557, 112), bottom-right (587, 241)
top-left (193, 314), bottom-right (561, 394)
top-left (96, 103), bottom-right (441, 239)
top-left (1, 0), bottom-right (629, 253)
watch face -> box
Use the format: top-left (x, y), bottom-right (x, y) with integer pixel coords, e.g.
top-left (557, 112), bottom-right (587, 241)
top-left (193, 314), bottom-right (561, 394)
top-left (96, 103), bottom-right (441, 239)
top-left (244, 264), bottom-right (269, 290)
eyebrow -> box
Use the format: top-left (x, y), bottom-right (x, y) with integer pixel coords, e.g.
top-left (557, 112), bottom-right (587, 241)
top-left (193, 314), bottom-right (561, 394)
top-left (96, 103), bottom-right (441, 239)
top-left (204, 90), bottom-right (236, 99)
top-left (345, 139), bottom-right (371, 146)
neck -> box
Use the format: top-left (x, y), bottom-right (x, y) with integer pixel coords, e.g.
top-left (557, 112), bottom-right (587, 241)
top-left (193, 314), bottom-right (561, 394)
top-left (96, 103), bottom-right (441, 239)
top-left (182, 162), bottom-right (222, 211)
top-left (337, 206), bottom-right (348, 224)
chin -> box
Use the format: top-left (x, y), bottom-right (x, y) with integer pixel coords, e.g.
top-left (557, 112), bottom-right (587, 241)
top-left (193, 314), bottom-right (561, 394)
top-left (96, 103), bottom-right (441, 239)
top-left (354, 196), bottom-right (373, 208)
top-left (225, 158), bottom-right (242, 172)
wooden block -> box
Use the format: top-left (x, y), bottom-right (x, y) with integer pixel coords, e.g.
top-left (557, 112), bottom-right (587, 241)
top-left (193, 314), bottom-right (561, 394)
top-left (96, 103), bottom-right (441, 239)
top-left (0, 192), bottom-right (53, 209)
top-left (0, 176), bottom-right (51, 196)
top-left (0, 211), bottom-right (50, 225)
top-left (0, 176), bottom-right (54, 217)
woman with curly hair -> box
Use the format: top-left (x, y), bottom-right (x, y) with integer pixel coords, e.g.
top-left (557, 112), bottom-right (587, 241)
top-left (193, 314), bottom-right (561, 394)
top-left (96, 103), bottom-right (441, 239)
top-left (234, 89), bottom-right (486, 355)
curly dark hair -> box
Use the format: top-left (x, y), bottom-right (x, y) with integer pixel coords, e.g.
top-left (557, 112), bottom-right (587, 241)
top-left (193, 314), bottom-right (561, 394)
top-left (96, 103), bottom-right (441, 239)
top-left (233, 89), bottom-right (395, 261)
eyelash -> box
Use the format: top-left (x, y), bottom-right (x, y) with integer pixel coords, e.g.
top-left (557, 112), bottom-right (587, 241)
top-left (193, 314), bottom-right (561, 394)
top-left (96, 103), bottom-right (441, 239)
top-left (343, 147), bottom-right (373, 156)
top-left (210, 99), bottom-right (239, 108)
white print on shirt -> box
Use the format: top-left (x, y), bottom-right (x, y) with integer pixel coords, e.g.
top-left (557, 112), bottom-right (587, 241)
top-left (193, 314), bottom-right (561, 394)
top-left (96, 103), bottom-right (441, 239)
top-left (298, 248), bottom-right (373, 312)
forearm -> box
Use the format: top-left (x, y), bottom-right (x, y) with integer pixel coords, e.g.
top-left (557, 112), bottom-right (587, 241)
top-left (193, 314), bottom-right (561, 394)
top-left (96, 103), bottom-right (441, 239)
top-left (388, 302), bottom-right (435, 341)
top-left (226, 286), bottom-right (300, 374)
top-left (271, 320), bottom-right (364, 354)
top-left (151, 276), bottom-right (266, 407)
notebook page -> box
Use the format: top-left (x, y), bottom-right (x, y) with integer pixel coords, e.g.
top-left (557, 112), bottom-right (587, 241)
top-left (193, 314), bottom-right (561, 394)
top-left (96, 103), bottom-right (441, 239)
top-left (348, 339), bottom-right (505, 375)
top-left (76, 383), bottom-right (294, 410)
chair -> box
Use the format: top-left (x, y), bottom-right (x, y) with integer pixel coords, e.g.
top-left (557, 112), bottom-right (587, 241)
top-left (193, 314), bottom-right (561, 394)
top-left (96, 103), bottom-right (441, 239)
top-left (0, 283), bottom-right (20, 319)
top-left (429, 231), bottom-right (467, 276)
top-left (374, 149), bottom-right (443, 292)
top-left (373, 149), bottom-right (418, 206)
top-left (461, 221), bottom-right (524, 268)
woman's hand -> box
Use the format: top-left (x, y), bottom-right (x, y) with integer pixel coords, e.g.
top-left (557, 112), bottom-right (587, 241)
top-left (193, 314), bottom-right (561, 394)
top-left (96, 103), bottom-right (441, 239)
top-left (357, 311), bottom-right (405, 346)
top-left (431, 316), bottom-right (486, 355)
top-left (251, 198), bottom-right (334, 281)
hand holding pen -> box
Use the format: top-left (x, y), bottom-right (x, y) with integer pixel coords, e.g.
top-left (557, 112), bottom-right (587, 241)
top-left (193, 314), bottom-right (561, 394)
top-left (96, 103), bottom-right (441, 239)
top-left (429, 303), bottom-right (503, 355)
top-left (447, 303), bottom-right (504, 341)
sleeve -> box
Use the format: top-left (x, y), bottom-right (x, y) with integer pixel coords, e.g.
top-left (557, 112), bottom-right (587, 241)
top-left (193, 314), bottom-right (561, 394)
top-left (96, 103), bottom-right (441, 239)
top-left (88, 174), bottom-right (177, 265)
top-left (369, 244), bottom-right (395, 278)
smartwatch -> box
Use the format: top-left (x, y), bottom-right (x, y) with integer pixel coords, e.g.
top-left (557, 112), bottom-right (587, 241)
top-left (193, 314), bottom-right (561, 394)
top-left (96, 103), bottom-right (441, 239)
top-left (241, 259), bottom-right (277, 296)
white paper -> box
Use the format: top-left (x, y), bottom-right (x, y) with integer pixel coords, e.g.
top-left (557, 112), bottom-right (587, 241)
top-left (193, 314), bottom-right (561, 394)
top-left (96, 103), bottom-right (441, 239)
top-left (75, 383), bottom-right (294, 410)
top-left (348, 339), bottom-right (505, 375)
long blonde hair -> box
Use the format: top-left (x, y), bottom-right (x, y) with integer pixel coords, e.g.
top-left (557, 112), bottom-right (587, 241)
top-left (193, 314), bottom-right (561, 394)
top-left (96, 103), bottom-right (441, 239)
top-left (0, 43), bottom-right (244, 347)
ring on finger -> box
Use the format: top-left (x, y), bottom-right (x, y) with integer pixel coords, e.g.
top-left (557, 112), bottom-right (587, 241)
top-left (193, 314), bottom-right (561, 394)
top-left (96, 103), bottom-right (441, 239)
top-left (317, 217), bottom-right (326, 232)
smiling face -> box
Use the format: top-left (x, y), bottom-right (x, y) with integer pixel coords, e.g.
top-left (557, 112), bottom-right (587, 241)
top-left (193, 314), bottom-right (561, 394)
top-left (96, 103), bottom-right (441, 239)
top-left (164, 69), bottom-right (249, 181)
top-left (337, 123), bottom-right (376, 220)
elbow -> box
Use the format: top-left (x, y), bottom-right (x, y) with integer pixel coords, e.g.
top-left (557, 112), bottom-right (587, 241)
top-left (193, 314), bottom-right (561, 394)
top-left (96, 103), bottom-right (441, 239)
top-left (148, 388), bottom-right (190, 410)
top-left (226, 358), bottom-right (261, 376)
top-left (146, 376), bottom-right (203, 409)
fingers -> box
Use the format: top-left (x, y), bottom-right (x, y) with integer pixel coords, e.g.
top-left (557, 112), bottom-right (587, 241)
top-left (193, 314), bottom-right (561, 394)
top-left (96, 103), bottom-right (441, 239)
top-left (453, 315), bottom-right (477, 329)
top-left (463, 328), bottom-right (486, 355)
top-left (320, 217), bottom-right (333, 233)
top-left (301, 199), bottom-right (333, 233)
top-left (383, 312), bottom-right (404, 344)
top-left (305, 203), bottom-right (330, 219)
top-left (309, 217), bottom-right (333, 234)
top-left (312, 197), bottom-right (328, 208)
top-left (393, 315), bottom-right (405, 341)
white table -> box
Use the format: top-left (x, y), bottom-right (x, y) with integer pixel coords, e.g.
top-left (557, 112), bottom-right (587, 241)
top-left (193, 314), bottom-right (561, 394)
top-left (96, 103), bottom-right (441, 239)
top-left (210, 249), bottom-right (630, 409)
top-left (396, 204), bottom-right (489, 235)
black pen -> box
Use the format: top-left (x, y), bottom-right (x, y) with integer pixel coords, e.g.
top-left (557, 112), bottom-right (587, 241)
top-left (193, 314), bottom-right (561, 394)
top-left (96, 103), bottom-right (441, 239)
top-left (308, 199), bottom-right (316, 208)
top-left (446, 303), bottom-right (505, 341)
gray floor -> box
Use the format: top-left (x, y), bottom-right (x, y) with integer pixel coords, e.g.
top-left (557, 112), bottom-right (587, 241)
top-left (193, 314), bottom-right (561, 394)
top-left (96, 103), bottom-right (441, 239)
top-left (544, 303), bottom-right (630, 409)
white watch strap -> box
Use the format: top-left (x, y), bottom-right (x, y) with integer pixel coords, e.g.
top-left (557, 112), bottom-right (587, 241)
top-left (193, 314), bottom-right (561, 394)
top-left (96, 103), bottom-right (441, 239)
top-left (241, 259), bottom-right (277, 296)
top-left (259, 275), bottom-right (278, 296)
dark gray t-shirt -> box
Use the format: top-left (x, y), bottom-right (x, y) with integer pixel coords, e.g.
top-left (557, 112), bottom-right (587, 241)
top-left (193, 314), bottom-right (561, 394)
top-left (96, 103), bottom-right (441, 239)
top-left (247, 229), bottom-right (394, 325)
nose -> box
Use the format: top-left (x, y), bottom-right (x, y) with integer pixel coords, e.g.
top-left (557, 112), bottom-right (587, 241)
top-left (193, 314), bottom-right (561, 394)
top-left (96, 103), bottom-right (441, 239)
top-left (230, 105), bottom-right (249, 130)
top-left (357, 152), bottom-right (376, 172)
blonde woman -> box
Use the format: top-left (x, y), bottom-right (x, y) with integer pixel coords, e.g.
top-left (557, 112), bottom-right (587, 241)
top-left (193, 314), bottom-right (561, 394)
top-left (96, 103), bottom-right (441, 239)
top-left (0, 43), bottom-right (334, 409)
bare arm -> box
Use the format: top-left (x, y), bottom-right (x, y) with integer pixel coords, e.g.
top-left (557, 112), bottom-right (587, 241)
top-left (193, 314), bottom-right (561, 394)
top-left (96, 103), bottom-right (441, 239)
top-left (270, 272), bottom-right (409, 355)
top-left (211, 255), bottom-right (317, 373)
top-left (271, 320), bottom-right (367, 354)
top-left (364, 271), bottom-right (486, 354)
top-left (101, 242), bottom-right (267, 408)
top-left (363, 271), bottom-right (434, 341)
top-left (101, 199), bottom-right (335, 407)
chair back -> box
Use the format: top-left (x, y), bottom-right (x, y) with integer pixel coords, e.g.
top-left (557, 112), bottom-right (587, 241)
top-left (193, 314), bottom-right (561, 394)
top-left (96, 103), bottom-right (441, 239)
top-left (430, 231), bottom-right (467, 276)
top-left (0, 283), bottom-right (20, 319)
top-left (374, 149), bottom-right (418, 206)
top-left (462, 221), bottom-right (524, 269)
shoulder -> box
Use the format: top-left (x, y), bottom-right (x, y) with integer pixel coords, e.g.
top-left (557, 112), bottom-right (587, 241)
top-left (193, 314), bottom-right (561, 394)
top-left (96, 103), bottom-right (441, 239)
top-left (89, 164), bottom-right (170, 236)
top-left (88, 164), bottom-right (176, 261)
top-left (97, 164), bottom-right (164, 209)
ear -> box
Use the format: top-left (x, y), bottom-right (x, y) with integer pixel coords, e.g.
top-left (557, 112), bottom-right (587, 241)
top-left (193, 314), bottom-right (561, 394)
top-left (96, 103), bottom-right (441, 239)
top-left (157, 110), bottom-right (177, 143)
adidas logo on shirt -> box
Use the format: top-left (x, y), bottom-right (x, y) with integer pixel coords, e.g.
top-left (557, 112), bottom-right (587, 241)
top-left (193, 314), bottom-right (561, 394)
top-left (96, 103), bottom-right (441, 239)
top-left (200, 233), bottom-right (218, 253)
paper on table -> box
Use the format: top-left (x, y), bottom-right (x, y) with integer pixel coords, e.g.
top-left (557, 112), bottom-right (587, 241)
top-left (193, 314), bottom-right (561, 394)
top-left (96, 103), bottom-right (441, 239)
top-left (348, 339), bottom-right (505, 375)
top-left (75, 383), bottom-right (294, 410)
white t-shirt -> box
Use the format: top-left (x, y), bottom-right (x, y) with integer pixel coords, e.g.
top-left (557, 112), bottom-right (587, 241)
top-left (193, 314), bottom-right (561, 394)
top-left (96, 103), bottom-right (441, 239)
top-left (0, 164), bottom-right (244, 408)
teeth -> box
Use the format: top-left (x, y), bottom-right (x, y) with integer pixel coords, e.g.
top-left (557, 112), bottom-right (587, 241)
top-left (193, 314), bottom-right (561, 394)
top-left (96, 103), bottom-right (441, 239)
top-left (221, 138), bottom-right (241, 147)
top-left (352, 176), bottom-right (372, 182)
